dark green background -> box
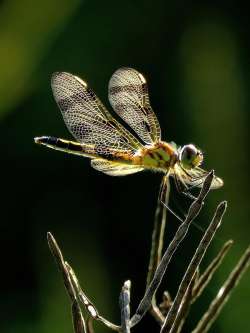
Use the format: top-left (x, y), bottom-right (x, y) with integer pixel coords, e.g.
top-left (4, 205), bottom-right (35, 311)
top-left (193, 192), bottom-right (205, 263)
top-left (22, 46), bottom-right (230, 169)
top-left (0, 0), bottom-right (249, 332)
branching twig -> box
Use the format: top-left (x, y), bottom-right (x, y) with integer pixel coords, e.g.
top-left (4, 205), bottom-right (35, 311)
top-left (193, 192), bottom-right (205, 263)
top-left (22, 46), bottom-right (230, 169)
top-left (192, 245), bottom-right (250, 333)
top-left (161, 201), bottom-right (227, 333)
top-left (47, 170), bottom-right (249, 333)
top-left (65, 262), bottom-right (121, 332)
top-left (47, 232), bottom-right (87, 333)
top-left (130, 170), bottom-right (214, 328)
top-left (47, 232), bottom-right (120, 332)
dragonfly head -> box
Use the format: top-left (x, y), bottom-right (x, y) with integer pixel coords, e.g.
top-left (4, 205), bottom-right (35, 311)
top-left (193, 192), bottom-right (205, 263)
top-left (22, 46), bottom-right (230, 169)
top-left (179, 144), bottom-right (203, 170)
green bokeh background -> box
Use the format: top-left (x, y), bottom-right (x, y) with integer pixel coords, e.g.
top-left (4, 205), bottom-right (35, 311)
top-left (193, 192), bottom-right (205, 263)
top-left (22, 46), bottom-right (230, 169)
top-left (0, 1), bottom-right (249, 332)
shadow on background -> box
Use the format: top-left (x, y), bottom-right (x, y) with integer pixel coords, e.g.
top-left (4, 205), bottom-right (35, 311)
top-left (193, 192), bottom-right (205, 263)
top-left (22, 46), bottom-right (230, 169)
top-left (0, 1), bottom-right (249, 332)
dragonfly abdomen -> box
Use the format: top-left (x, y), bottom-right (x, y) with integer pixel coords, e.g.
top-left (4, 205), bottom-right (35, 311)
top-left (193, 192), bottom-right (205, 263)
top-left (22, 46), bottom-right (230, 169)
top-left (34, 136), bottom-right (94, 157)
top-left (34, 136), bottom-right (137, 163)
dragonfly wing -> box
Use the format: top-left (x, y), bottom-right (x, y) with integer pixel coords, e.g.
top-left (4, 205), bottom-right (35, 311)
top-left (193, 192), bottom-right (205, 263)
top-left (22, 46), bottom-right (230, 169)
top-left (108, 67), bottom-right (161, 145)
top-left (174, 165), bottom-right (224, 190)
top-left (91, 159), bottom-right (144, 176)
top-left (51, 72), bottom-right (143, 158)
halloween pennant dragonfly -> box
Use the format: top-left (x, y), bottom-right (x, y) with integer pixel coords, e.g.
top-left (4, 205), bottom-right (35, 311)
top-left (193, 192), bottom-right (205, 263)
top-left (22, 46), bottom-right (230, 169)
top-left (34, 67), bottom-right (223, 197)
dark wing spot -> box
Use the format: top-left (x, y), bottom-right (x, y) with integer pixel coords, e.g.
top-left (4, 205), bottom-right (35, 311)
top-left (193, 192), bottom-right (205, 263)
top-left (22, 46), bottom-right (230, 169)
top-left (142, 120), bottom-right (151, 132)
top-left (57, 97), bottom-right (75, 113)
top-left (109, 84), bottom-right (142, 95)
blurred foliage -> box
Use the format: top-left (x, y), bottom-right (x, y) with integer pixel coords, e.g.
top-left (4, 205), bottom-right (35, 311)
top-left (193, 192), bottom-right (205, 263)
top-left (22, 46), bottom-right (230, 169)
top-left (0, 0), bottom-right (80, 117)
top-left (0, 1), bottom-right (249, 333)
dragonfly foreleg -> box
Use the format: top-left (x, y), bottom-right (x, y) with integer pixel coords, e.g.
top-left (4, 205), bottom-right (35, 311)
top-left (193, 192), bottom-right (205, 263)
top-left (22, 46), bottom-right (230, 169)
top-left (173, 172), bottom-right (198, 201)
top-left (159, 175), bottom-right (184, 223)
top-left (182, 178), bottom-right (207, 202)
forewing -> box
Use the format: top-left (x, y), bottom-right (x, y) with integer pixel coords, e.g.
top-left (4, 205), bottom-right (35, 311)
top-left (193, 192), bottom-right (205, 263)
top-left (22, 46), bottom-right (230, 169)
top-left (174, 166), bottom-right (223, 190)
top-left (108, 67), bottom-right (161, 145)
top-left (91, 159), bottom-right (144, 176)
top-left (51, 72), bottom-right (142, 158)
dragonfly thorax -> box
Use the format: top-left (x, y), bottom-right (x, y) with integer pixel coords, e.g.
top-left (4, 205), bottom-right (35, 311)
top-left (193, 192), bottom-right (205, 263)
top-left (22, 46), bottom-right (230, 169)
top-left (138, 142), bottom-right (178, 171)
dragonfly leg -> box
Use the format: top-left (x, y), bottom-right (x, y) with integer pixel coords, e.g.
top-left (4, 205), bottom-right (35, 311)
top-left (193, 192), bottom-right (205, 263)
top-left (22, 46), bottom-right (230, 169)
top-left (173, 172), bottom-right (198, 201)
top-left (174, 168), bottom-right (208, 203)
top-left (181, 190), bottom-right (197, 201)
top-left (160, 200), bottom-right (184, 223)
top-left (158, 174), bottom-right (168, 203)
top-left (181, 178), bottom-right (207, 203)
top-left (159, 175), bottom-right (184, 223)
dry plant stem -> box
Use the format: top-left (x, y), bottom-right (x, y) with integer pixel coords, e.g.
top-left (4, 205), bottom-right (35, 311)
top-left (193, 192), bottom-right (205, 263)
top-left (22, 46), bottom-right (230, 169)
top-left (86, 317), bottom-right (94, 333)
top-left (65, 262), bottom-right (121, 332)
top-left (161, 201), bottom-right (227, 333)
top-left (72, 299), bottom-right (87, 333)
top-left (47, 232), bottom-right (78, 302)
top-left (147, 177), bottom-right (170, 324)
top-left (47, 233), bottom-right (87, 333)
top-left (147, 176), bottom-right (169, 287)
top-left (192, 240), bottom-right (233, 300)
top-left (174, 271), bottom-right (198, 333)
top-left (192, 245), bottom-right (250, 333)
top-left (48, 233), bottom-right (119, 332)
top-left (119, 280), bottom-right (131, 333)
top-left (159, 291), bottom-right (172, 316)
top-left (130, 170), bottom-right (214, 328)
top-left (150, 305), bottom-right (165, 325)
top-left (176, 241), bottom-right (233, 333)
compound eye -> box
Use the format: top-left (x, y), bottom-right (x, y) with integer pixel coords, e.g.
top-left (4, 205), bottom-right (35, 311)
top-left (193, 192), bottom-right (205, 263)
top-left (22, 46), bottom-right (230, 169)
top-left (180, 144), bottom-right (202, 169)
top-left (183, 144), bottom-right (197, 159)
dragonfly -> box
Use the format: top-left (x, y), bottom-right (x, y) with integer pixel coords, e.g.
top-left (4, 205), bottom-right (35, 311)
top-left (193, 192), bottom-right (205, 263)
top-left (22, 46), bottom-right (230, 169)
top-left (34, 67), bottom-right (223, 204)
